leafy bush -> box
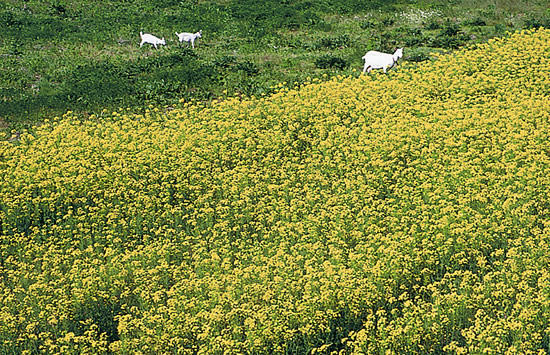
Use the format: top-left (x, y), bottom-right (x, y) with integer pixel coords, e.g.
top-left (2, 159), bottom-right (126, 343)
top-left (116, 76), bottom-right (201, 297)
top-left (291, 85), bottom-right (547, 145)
top-left (61, 50), bottom-right (216, 109)
top-left (49, 1), bottom-right (68, 16)
top-left (0, 10), bottom-right (18, 28)
top-left (380, 15), bottom-right (396, 26)
top-left (314, 54), bottom-right (348, 69)
top-left (214, 56), bottom-right (239, 69)
top-left (65, 62), bottom-right (134, 106)
top-left (524, 17), bottom-right (550, 29)
top-left (406, 51), bottom-right (430, 62)
top-left (332, 0), bottom-right (400, 13)
top-left (429, 35), bottom-right (459, 49)
top-left (403, 28), bottom-right (426, 47)
top-left (424, 18), bottom-right (441, 30)
top-left (440, 20), bottom-right (461, 37)
top-left (213, 55), bottom-right (258, 75)
top-left (359, 20), bottom-right (375, 29)
top-left (317, 34), bottom-right (351, 49)
top-left (494, 23), bottom-right (508, 35)
top-left (429, 21), bottom-right (468, 49)
top-left (235, 60), bottom-right (259, 76)
top-left (463, 17), bottom-right (487, 27)
top-left (229, 0), bottom-right (322, 32)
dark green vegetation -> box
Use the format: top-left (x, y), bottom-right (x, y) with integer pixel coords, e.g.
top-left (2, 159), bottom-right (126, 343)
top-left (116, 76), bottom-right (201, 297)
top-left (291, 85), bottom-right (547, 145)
top-left (1, 0), bottom-right (549, 133)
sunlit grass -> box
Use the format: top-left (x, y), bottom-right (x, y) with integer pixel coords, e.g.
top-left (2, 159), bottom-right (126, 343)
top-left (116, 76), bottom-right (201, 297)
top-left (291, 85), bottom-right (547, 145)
top-left (2, 0), bottom-right (549, 132)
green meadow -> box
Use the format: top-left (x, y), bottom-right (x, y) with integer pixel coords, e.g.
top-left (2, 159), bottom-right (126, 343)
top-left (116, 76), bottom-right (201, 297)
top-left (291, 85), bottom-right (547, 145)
top-left (1, 0), bottom-right (549, 133)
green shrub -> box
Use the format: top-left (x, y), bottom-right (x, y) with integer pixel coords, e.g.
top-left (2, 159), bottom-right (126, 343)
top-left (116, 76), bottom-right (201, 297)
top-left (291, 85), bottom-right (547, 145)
top-left (406, 51), bottom-right (430, 62)
top-left (424, 18), bottom-right (441, 30)
top-left (213, 56), bottom-right (259, 76)
top-left (463, 17), bottom-right (487, 27)
top-left (236, 61), bottom-right (259, 76)
top-left (214, 56), bottom-right (239, 69)
top-left (429, 35), bottom-right (460, 49)
top-left (380, 15), bottom-right (396, 27)
top-left (49, 1), bottom-right (68, 17)
top-left (359, 20), bottom-right (376, 30)
top-left (524, 17), bottom-right (550, 29)
top-left (440, 21), bottom-right (461, 37)
top-left (229, 0), bottom-right (321, 32)
top-left (429, 21), bottom-right (468, 49)
top-left (0, 10), bottom-right (18, 28)
top-left (317, 34), bottom-right (351, 49)
top-left (65, 62), bottom-right (134, 106)
top-left (403, 27), bottom-right (426, 46)
top-left (493, 23), bottom-right (508, 34)
top-left (314, 55), bottom-right (348, 70)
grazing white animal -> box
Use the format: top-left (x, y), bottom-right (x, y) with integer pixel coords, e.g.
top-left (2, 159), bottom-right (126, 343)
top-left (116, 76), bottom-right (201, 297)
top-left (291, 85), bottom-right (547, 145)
top-left (362, 48), bottom-right (403, 73)
top-left (175, 31), bottom-right (202, 49)
top-left (139, 32), bottom-right (166, 49)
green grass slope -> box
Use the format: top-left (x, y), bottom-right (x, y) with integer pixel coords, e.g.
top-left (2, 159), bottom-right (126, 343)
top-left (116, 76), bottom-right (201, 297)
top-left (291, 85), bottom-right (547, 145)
top-left (1, 0), bottom-right (549, 133)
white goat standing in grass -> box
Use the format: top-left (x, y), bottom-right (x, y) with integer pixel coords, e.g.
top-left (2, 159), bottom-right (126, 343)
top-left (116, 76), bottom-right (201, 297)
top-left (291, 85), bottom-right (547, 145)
top-left (362, 48), bottom-right (403, 73)
top-left (139, 32), bottom-right (166, 49)
top-left (176, 30), bottom-right (202, 48)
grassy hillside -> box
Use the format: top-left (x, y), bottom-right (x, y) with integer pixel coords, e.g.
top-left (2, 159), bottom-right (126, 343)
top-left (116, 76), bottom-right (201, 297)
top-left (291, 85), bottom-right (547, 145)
top-left (1, 28), bottom-right (550, 354)
top-left (1, 0), bottom-right (549, 134)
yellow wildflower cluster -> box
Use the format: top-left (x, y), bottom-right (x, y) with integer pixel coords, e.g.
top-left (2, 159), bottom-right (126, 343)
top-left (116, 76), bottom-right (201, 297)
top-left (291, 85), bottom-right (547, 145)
top-left (1, 28), bottom-right (550, 354)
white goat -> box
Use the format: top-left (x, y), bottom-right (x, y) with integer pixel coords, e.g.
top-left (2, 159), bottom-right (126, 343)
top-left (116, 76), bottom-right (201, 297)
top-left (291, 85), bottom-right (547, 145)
top-left (139, 32), bottom-right (166, 49)
top-left (362, 48), bottom-right (403, 73)
top-left (176, 31), bottom-right (202, 49)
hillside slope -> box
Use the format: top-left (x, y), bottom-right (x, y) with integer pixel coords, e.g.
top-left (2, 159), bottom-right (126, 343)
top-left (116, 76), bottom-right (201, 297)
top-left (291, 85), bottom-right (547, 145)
top-left (2, 0), bottom-right (549, 129)
top-left (1, 28), bottom-right (550, 354)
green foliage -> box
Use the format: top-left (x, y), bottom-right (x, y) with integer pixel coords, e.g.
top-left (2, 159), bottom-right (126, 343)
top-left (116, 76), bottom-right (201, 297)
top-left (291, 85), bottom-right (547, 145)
top-left (317, 34), bottom-right (351, 49)
top-left (440, 20), bottom-right (461, 37)
top-left (71, 298), bottom-right (122, 343)
top-left (49, 1), bottom-right (68, 16)
top-left (424, 19), bottom-right (441, 30)
top-left (62, 50), bottom-right (218, 108)
top-left (314, 55), bottom-right (348, 70)
top-left (0, 0), bottom-right (549, 131)
top-left (462, 16), bottom-right (487, 27)
top-left (406, 51), bottom-right (430, 62)
top-left (229, 0), bottom-right (323, 32)
top-left (213, 56), bottom-right (259, 76)
top-left (359, 20), bottom-right (376, 30)
top-left (66, 62), bottom-right (134, 106)
top-left (428, 20), bottom-right (470, 49)
top-left (524, 17), bottom-right (550, 29)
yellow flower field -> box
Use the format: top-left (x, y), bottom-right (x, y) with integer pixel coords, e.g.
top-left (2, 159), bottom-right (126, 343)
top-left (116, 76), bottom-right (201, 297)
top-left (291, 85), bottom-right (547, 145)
top-left (1, 28), bottom-right (550, 354)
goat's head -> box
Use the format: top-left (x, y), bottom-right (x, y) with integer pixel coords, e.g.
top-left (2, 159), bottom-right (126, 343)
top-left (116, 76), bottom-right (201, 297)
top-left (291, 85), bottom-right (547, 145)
top-left (395, 48), bottom-right (404, 59)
